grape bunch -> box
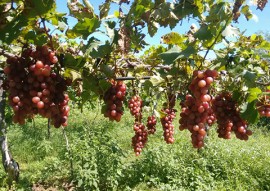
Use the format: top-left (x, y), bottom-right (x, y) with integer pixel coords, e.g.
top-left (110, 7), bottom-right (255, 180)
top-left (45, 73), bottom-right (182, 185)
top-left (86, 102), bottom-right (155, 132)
top-left (128, 95), bottom-right (149, 155)
top-left (3, 45), bottom-right (71, 127)
top-left (132, 122), bottom-right (148, 156)
top-left (206, 109), bottom-right (216, 126)
top-left (256, 90), bottom-right (270, 117)
top-left (179, 95), bottom-right (208, 148)
top-left (212, 92), bottom-right (252, 140)
top-left (179, 70), bottom-right (218, 148)
top-left (161, 108), bottom-right (176, 144)
top-left (128, 95), bottom-right (143, 120)
top-left (103, 80), bottom-right (126, 122)
top-left (146, 115), bottom-right (157, 134)
top-left (160, 94), bottom-right (176, 144)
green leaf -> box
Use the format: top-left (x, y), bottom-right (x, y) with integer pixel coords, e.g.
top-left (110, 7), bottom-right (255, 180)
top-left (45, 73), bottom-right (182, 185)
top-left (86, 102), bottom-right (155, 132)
top-left (0, 14), bottom-right (28, 44)
top-left (100, 64), bottom-right (114, 78)
top-left (149, 75), bottom-right (165, 86)
top-left (242, 70), bottom-right (257, 88)
top-left (240, 101), bottom-right (259, 124)
top-left (24, 0), bottom-right (56, 17)
top-left (194, 25), bottom-right (213, 40)
top-left (99, 1), bottom-right (111, 19)
top-left (90, 43), bottom-right (113, 58)
top-left (66, 17), bottom-right (100, 39)
top-left (99, 79), bottom-right (111, 93)
top-left (64, 53), bottom-right (85, 71)
top-left (161, 32), bottom-right (186, 46)
top-left (247, 88), bottom-right (262, 103)
top-left (241, 5), bottom-right (253, 21)
top-left (177, 46), bottom-right (196, 59)
top-left (159, 46), bottom-right (181, 65)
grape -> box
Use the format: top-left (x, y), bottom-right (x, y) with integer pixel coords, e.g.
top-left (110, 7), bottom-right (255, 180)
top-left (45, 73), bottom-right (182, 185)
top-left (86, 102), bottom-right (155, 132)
top-left (161, 108), bottom-right (176, 144)
top-left (146, 115), bottom-right (157, 134)
top-left (128, 95), bottom-right (143, 120)
top-left (132, 122), bottom-right (148, 156)
top-left (102, 80), bottom-right (126, 122)
top-left (256, 90), bottom-right (270, 117)
top-left (212, 92), bottom-right (252, 140)
top-left (160, 94), bottom-right (176, 144)
top-left (3, 45), bottom-right (71, 127)
top-left (179, 70), bottom-right (218, 148)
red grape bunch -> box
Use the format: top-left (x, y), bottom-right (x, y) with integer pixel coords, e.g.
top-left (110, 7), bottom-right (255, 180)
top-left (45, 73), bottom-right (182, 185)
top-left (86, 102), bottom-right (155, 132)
top-left (256, 90), bottom-right (270, 117)
top-left (160, 94), bottom-right (176, 144)
top-left (179, 95), bottom-right (208, 148)
top-left (146, 115), bottom-right (157, 134)
top-left (161, 108), bottom-right (176, 144)
top-left (128, 95), bottom-right (149, 155)
top-left (3, 45), bottom-right (71, 127)
top-left (103, 80), bottom-right (126, 122)
top-left (179, 70), bottom-right (218, 148)
top-left (212, 92), bottom-right (252, 140)
top-left (128, 95), bottom-right (143, 120)
top-left (132, 122), bottom-right (148, 156)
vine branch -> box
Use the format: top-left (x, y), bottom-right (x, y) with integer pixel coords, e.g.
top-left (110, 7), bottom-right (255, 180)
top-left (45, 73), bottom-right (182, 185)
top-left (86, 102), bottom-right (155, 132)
top-left (40, 18), bottom-right (54, 50)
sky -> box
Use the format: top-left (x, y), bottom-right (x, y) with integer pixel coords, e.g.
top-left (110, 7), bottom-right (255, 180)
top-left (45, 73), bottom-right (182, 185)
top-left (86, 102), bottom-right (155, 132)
top-left (54, 0), bottom-right (270, 54)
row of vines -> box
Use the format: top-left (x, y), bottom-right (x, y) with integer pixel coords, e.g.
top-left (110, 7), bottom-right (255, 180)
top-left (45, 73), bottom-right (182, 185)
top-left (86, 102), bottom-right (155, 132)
top-left (0, 0), bottom-right (270, 182)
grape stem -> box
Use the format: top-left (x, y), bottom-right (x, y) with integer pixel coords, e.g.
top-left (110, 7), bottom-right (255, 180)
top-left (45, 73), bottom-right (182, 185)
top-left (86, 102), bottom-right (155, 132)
top-left (40, 17), bottom-right (54, 50)
top-left (0, 48), bottom-right (15, 58)
top-left (199, 17), bottom-right (231, 70)
top-left (256, 81), bottom-right (270, 86)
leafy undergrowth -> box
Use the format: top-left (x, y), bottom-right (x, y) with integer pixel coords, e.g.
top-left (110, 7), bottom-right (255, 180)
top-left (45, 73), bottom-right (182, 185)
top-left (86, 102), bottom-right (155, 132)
top-left (0, 104), bottom-right (270, 191)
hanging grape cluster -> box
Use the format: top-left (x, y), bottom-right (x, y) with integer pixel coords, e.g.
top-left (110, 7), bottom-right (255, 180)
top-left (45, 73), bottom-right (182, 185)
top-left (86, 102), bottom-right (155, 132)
top-left (146, 115), bottom-right (157, 134)
top-left (179, 70), bottom-right (218, 148)
top-left (256, 90), bottom-right (270, 117)
top-left (160, 94), bottom-right (176, 144)
top-left (3, 45), bottom-right (70, 127)
top-left (103, 80), bottom-right (126, 122)
top-left (132, 122), bottom-right (148, 156)
top-left (128, 95), bottom-right (143, 120)
top-left (212, 92), bottom-right (252, 140)
top-left (128, 95), bottom-right (148, 156)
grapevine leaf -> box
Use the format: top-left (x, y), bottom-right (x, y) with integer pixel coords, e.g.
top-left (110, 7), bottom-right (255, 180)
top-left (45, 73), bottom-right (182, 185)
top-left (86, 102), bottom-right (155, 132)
top-left (66, 17), bottom-right (100, 39)
top-left (247, 88), bottom-right (262, 103)
top-left (100, 64), bottom-right (114, 78)
top-left (143, 80), bottom-right (153, 92)
top-left (24, 0), bottom-right (56, 17)
top-left (149, 76), bottom-right (165, 86)
top-left (64, 53), bottom-right (85, 71)
top-left (63, 68), bottom-right (81, 81)
top-left (242, 70), bottom-right (257, 88)
top-left (177, 46), bottom-right (196, 59)
top-left (161, 32), bottom-right (186, 46)
top-left (0, 14), bottom-right (28, 44)
top-left (90, 42), bottom-right (113, 58)
top-left (240, 101), bottom-right (259, 124)
top-left (158, 110), bottom-right (167, 119)
top-left (241, 5), bottom-right (253, 21)
top-left (159, 46), bottom-right (181, 65)
top-left (99, 79), bottom-right (111, 93)
top-left (194, 25), bottom-right (213, 40)
top-left (148, 22), bottom-right (159, 37)
top-left (99, 1), bottom-right (111, 19)
top-left (232, 90), bottom-right (243, 103)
